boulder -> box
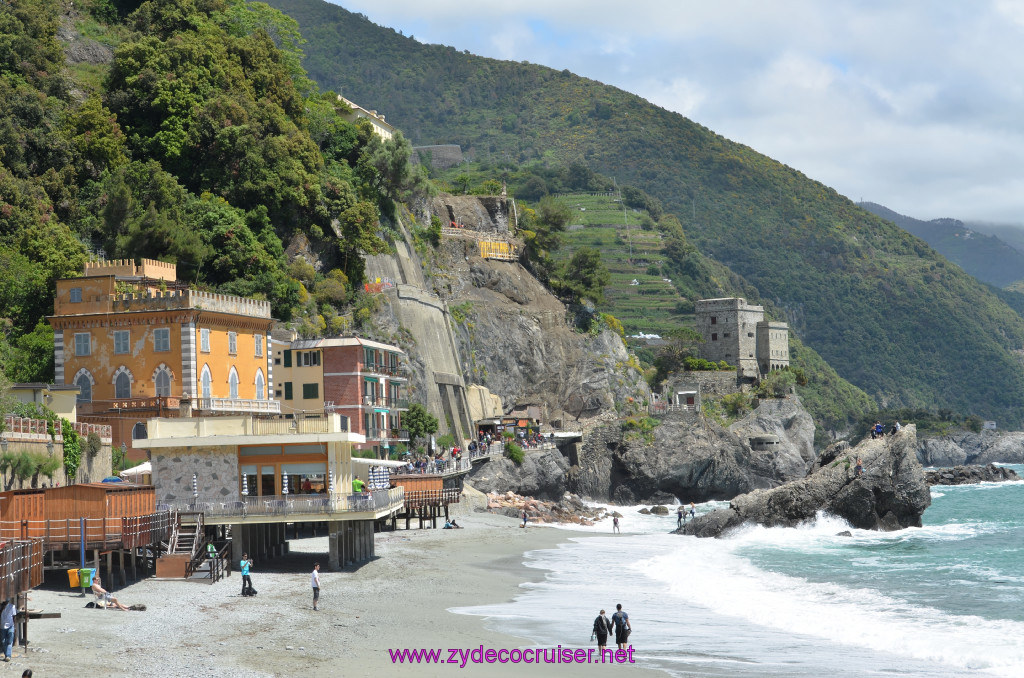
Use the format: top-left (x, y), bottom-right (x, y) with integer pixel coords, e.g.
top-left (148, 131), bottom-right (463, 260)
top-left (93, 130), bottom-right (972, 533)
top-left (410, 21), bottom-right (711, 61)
top-left (569, 397), bottom-right (816, 503)
top-left (680, 425), bottom-right (930, 537)
top-left (917, 430), bottom-right (1024, 466)
top-left (650, 505), bottom-right (670, 515)
top-left (467, 447), bottom-right (570, 500)
top-left (638, 508), bottom-right (651, 514)
top-left (925, 464), bottom-right (1020, 486)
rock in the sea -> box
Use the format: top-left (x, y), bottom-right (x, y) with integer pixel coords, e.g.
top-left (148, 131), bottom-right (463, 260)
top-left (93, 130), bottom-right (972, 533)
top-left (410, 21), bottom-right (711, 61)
top-left (650, 505), bottom-right (670, 515)
top-left (925, 464), bottom-right (1020, 486)
top-left (679, 425), bottom-right (930, 537)
top-left (918, 430), bottom-right (1024, 466)
top-left (569, 397), bottom-right (816, 504)
top-left (836, 531), bottom-right (853, 537)
top-left (638, 508), bottom-right (651, 514)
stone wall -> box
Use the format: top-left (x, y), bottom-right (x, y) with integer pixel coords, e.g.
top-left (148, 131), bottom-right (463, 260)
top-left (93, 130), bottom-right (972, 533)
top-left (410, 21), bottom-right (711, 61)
top-left (0, 437), bottom-right (111, 489)
top-left (151, 446), bottom-right (239, 503)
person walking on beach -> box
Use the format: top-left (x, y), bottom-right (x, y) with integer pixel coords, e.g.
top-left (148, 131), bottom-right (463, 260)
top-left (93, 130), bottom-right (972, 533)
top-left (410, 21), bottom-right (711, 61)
top-left (521, 509), bottom-right (528, 528)
top-left (241, 553), bottom-right (255, 596)
top-left (311, 562), bottom-right (321, 611)
top-left (612, 516), bottom-right (620, 534)
top-left (1, 598), bottom-right (16, 661)
top-left (592, 609), bottom-right (613, 651)
top-left (611, 603), bottom-right (632, 649)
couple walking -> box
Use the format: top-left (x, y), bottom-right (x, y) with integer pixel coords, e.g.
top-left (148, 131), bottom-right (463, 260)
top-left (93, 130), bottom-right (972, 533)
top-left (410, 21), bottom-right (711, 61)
top-left (592, 603), bottom-right (632, 651)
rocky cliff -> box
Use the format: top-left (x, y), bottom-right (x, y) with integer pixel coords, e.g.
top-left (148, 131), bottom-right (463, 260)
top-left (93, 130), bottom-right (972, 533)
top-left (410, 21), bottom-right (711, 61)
top-left (567, 396), bottom-right (816, 504)
top-left (917, 430), bottom-right (1024, 466)
top-left (681, 425), bottom-right (931, 537)
top-left (925, 464), bottom-right (1020, 485)
top-left (363, 198), bottom-right (648, 440)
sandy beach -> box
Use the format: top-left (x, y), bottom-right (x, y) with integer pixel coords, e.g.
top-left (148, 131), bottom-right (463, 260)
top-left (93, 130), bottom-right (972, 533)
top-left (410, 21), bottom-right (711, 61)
top-left (14, 512), bottom-right (661, 678)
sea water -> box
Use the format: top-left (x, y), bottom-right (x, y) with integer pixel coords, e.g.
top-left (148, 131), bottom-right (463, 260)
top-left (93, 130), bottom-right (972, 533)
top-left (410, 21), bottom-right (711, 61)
top-left (455, 465), bottom-right (1024, 676)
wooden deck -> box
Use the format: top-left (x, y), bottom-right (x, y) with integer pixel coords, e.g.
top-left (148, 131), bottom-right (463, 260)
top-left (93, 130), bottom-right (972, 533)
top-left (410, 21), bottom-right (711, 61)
top-left (0, 511), bottom-right (174, 552)
top-left (0, 539), bottom-right (44, 600)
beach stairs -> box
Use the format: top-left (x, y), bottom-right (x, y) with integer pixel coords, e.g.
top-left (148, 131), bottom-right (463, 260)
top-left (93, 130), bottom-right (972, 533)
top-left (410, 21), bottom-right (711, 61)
top-left (155, 512), bottom-right (208, 580)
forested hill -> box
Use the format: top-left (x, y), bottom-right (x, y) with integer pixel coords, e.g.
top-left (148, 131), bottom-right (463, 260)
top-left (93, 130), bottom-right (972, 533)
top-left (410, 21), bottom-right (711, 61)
top-left (859, 202), bottom-right (1024, 289)
top-left (273, 0), bottom-right (1024, 427)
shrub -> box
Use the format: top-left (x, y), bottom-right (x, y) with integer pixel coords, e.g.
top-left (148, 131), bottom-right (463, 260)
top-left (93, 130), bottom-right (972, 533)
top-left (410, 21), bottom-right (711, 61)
top-left (505, 442), bottom-right (524, 465)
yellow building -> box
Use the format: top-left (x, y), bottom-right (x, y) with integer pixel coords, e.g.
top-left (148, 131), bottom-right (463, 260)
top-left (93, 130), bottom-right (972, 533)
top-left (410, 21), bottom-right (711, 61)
top-left (48, 259), bottom-right (278, 459)
top-left (337, 95), bottom-right (396, 140)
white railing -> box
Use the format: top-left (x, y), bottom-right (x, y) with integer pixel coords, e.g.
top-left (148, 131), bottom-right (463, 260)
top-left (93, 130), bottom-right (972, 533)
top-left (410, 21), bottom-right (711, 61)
top-left (161, 488), bottom-right (405, 518)
top-left (393, 457), bottom-right (472, 476)
top-left (196, 398), bottom-right (282, 414)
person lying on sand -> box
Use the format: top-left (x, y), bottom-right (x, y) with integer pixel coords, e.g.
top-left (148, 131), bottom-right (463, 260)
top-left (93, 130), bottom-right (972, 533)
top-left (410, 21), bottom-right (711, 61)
top-left (91, 575), bottom-right (134, 611)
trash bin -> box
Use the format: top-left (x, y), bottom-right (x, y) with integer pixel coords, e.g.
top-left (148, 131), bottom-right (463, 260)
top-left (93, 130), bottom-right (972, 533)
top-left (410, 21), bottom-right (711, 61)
top-left (78, 568), bottom-right (93, 587)
top-left (67, 568), bottom-right (80, 588)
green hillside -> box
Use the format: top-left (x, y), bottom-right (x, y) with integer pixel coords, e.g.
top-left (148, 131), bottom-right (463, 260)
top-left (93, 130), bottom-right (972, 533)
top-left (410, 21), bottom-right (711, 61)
top-left (860, 202), bottom-right (1024, 289)
top-left (553, 193), bottom-right (684, 336)
top-left (272, 0), bottom-right (1024, 427)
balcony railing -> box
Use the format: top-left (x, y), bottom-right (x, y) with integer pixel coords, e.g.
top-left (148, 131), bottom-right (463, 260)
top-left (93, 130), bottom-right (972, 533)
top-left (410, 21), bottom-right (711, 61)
top-left (78, 396), bottom-right (180, 415)
top-left (158, 488), bottom-right (405, 518)
top-left (361, 395), bottom-right (410, 409)
top-left (392, 457), bottom-right (471, 476)
top-left (361, 363), bottom-right (407, 379)
top-left (196, 398), bottom-right (281, 415)
top-left (364, 427), bottom-right (409, 441)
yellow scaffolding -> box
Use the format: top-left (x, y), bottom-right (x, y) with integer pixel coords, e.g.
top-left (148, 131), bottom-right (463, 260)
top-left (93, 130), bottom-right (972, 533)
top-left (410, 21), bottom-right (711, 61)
top-left (478, 240), bottom-right (516, 261)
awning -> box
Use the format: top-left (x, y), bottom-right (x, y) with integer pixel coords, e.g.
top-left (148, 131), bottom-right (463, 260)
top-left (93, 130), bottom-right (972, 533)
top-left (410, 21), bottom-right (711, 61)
top-left (350, 458), bottom-right (408, 468)
top-left (119, 461), bottom-right (151, 479)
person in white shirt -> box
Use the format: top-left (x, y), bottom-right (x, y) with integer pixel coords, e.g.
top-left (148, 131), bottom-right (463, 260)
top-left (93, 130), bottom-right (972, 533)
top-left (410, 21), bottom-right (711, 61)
top-left (0, 598), bottom-right (17, 661)
top-left (311, 562), bottom-right (321, 611)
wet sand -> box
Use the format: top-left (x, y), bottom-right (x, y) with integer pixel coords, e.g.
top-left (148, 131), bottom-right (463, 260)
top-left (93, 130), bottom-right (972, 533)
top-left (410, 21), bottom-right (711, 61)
top-left (16, 512), bottom-right (660, 677)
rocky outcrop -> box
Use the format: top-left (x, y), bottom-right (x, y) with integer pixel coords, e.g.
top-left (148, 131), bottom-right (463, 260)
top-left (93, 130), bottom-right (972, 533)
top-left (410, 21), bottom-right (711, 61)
top-left (465, 447), bottom-right (570, 500)
top-left (568, 397), bottom-right (815, 504)
top-left (681, 425), bottom-right (930, 537)
top-left (918, 430), bottom-right (1024, 466)
top-left (483, 491), bottom-right (607, 526)
top-left (925, 464), bottom-right (1020, 485)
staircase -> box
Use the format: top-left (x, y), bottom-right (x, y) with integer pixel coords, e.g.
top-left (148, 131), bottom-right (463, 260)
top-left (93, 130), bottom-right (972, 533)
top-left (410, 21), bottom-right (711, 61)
top-left (156, 512), bottom-right (206, 579)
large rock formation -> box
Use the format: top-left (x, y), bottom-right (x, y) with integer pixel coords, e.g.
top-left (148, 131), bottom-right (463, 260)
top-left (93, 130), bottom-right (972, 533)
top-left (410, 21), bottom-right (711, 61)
top-left (918, 430), bottom-right (1024, 466)
top-left (681, 425), bottom-right (930, 537)
top-left (568, 396), bottom-right (816, 504)
top-left (925, 464), bottom-right (1020, 485)
top-left (465, 447), bottom-right (570, 500)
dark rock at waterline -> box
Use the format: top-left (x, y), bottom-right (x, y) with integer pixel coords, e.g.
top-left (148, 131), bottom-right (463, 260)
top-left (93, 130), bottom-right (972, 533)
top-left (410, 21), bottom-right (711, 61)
top-left (650, 505), bottom-right (670, 515)
top-left (836, 531), bottom-right (853, 537)
top-left (925, 464), bottom-right (1020, 486)
top-left (677, 425), bottom-right (930, 538)
top-left (638, 508), bottom-right (651, 514)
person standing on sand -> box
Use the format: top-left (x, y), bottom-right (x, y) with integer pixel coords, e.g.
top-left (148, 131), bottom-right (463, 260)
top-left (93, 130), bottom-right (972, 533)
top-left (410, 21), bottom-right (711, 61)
top-left (1, 598), bottom-right (16, 661)
top-left (521, 509), bottom-right (528, 528)
top-left (241, 553), bottom-right (254, 596)
top-left (611, 603), bottom-right (632, 650)
top-left (592, 609), bottom-right (613, 651)
top-left (612, 516), bottom-right (620, 534)
top-left (311, 562), bottom-right (321, 611)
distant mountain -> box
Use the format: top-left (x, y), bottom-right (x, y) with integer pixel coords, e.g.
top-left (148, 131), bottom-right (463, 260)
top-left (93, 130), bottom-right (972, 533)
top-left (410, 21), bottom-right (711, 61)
top-left (273, 0), bottom-right (1024, 426)
top-left (964, 221), bottom-right (1024, 262)
top-left (859, 203), bottom-right (1024, 288)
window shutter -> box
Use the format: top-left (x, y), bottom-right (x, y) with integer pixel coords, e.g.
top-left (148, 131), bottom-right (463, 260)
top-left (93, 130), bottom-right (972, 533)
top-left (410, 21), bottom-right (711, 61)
top-left (284, 350), bottom-right (292, 367)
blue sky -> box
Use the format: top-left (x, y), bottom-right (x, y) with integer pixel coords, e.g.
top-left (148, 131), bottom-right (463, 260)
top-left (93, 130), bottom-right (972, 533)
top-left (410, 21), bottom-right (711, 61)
top-left (324, 0), bottom-right (1024, 224)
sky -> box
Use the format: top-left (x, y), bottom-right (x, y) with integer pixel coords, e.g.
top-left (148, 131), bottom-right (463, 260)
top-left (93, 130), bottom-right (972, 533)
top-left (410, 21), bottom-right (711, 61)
top-left (324, 0), bottom-right (1024, 224)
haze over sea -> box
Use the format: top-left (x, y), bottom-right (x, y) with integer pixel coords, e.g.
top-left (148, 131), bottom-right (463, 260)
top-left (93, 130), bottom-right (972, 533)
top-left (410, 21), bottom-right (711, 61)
top-left (457, 465), bottom-right (1024, 677)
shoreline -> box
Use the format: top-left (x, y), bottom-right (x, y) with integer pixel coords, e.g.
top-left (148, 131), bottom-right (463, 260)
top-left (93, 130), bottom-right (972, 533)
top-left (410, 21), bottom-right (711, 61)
top-left (16, 512), bottom-right (662, 677)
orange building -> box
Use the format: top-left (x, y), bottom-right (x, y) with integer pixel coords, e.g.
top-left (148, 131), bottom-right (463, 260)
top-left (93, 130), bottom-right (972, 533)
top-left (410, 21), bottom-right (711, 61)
top-left (48, 259), bottom-right (278, 460)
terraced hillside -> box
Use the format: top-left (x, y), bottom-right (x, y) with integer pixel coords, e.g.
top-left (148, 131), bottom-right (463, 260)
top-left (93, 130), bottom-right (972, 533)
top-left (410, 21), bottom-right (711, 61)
top-left (551, 193), bottom-right (689, 335)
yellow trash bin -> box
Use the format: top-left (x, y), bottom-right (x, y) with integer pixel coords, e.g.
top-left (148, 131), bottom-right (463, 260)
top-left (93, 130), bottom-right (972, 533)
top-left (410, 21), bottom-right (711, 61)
top-left (67, 568), bottom-right (80, 588)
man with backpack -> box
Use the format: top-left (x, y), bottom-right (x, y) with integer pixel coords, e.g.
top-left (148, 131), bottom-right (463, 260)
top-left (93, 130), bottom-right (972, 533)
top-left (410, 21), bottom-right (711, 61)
top-left (611, 603), bottom-right (632, 650)
top-left (591, 609), bottom-right (612, 651)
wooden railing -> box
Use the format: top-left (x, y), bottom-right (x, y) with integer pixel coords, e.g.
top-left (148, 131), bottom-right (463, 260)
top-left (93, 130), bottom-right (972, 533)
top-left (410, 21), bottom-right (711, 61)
top-left (0, 539), bottom-right (44, 600)
top-left (0, 511), bottom-right (174, 550)
top-left (403, 488), bottom-right (462, 508)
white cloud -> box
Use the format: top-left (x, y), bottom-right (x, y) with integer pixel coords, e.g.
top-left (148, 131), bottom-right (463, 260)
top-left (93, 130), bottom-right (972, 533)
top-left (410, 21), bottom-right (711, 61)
top-left (325, 0), bottom-right (1024, 222)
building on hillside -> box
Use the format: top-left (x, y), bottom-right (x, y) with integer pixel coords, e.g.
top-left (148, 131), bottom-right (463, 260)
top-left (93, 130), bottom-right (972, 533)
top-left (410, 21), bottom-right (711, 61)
top-left (7, 382), bottom-right (81, 421)
top-left (272, 334), bottom-right (409, 457)
top-left (337, 95), bottom-right (395, 140)
top-left (48, 259), bottom-right (278, 461)
top-left (135, 415), bottom-right (404, 568)
top-left (694, 297), bottom-right (789, 379)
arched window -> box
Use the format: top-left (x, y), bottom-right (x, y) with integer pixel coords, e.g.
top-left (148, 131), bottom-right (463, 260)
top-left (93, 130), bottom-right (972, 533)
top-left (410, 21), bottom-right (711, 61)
top-left (154, 368), bottom-right (172, 397)
top-left (255, 370), bottom-right (265, 400)
top-left (200, 365), bottom-right (212, 399)
top-left (113, 367), bottom-right (133, 399)
top-left (229, 367), bottom-right (239, 400)
top-left (132, 422), bottom-right (147, 440)
top-left (74, 369), bottom-right (93, 404)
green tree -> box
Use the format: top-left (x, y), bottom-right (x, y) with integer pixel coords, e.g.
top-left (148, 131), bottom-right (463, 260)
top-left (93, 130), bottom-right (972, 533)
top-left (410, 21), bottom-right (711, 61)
top-left (554, 246), bottom-right (610, 304)
top-left (652, 328), bottom-right (705, 385)
top-left (404, 403), bottom-right (438, 451)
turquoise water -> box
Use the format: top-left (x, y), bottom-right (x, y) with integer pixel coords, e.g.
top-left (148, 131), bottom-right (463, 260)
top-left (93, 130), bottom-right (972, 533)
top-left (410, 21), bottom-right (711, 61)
top-left (458, 466), bottom-right (1024, 676)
